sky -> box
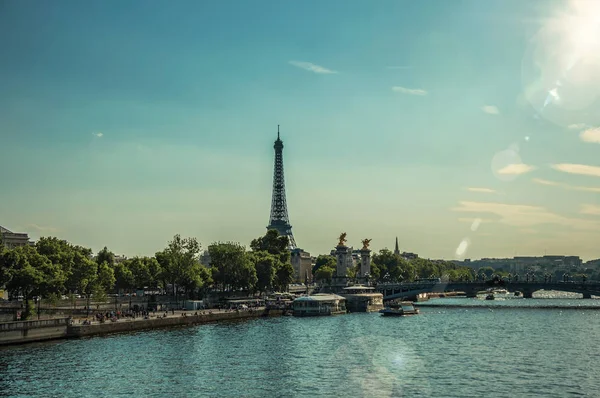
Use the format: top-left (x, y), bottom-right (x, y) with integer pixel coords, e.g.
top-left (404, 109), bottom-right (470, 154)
top-left (1, 0), bottom-right (600, 261)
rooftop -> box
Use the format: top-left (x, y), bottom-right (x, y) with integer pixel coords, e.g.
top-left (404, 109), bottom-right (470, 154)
top-left (294, 293), bottom-right (345, 302)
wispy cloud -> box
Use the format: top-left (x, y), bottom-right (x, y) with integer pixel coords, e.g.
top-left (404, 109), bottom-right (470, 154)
top-left (497, 163), bottom-right (535, 175)
top-left (532, 177), bottom-right (600, 193)
top-left (580, 204), bottom-right (600, 216)
top-left (531, 178), bottom-right (560, 186)
top-left (22, 224), bottom-right (59, 234)
top-left (92, 132), bottom-right (104, 138)
top-left (392, 86), bottom-right (427, 96)
top-left (481, 105), bottom-right (500, 115)
top-left (568, 123), bottom-right (587, 130)
top-left (457, 217), bottom-right (494, 224)
top-left (551, 163), bottom-right (600, 177)
top-left (386, 66), bottom-right (412, 70)
top-left (452, 201), bottom-right (599, 230)
top-left (580, 128), bottom-right (600, 144)
top-left (289, 61), bottom-right (337, 74)
top-left (466, 187), bottom-right (496, 193)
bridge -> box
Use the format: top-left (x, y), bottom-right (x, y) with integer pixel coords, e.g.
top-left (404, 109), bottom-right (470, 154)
top-left (375, 280), bottom-right (600, 300)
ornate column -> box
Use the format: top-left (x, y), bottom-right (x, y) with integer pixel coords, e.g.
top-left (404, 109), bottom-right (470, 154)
top-left (333, 233), bottom-right (350, 287)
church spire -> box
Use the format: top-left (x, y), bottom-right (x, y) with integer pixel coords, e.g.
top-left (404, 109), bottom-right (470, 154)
top-left (394, 237), bottom-right (400, 255)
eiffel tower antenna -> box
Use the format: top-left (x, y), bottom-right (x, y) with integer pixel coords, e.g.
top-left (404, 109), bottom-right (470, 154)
top-left (267, 125), bottom-right (297, 248)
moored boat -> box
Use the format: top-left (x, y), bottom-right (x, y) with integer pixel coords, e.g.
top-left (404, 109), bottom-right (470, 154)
top-left (292, 294), bottom-right (347, 317)
top-left (379, 301), bottom-right (419, 316)
top-left (340, 285), bottom-right (384, 313)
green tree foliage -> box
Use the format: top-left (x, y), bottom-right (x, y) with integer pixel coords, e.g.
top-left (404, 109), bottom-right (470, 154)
top-left (0, 245), bottom-right (65, 318)
top-left (478, 267), bottom-right (495, 278)
top-left (250, 229), bottom-right (291, 263)
top-left (274, 261), bottom-right (294, 292)
top-left (156, 234), bottom-right (203, 298)
top-left (209, 242), bottom-right (256, 292)
top-left (313, 255), bottom-right (336, 274)
top-left (314, 265), bottom-right (334, 283)
top-left (249, 251), bottom-right (277, 293)
top-left (96, 246), bottom-right (115, 268)
top-left (371, 249), bottom-right (474, 283)
top-left (249, 230), bottom-right (294, 293)
top-left (113, 262), bottom-right (135, 294)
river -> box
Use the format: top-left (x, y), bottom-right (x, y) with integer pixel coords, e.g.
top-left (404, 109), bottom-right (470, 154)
top-left (1, 296), bottom-right (600, 397)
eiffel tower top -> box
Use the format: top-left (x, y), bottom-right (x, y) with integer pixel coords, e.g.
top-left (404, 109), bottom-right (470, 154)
top-left (274, 125), bottom-right (283, 149)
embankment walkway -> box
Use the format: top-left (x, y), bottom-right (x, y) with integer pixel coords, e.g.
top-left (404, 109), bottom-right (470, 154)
top-left (0, 307), bottom-right (283, 346)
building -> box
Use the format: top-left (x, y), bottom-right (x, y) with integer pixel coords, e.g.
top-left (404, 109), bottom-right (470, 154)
top-left (0, 225), bottom-right (33, 249)
top-left (114, 255), bottom-right (128, 264)
top-left (199, 250), bottom-right (211, 267)
top-left (394, 237), bottom-right (400, 255)
top-left (291, 248), bottom-right (312, 283)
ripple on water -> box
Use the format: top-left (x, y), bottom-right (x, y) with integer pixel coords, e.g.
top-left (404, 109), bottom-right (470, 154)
top-left (1, 304), bottom-right (600, 397)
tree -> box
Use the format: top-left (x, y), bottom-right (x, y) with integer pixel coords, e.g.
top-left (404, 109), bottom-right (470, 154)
top-left (96, 246), bottom-right (115, 268)
top-left (313, 255), bottom-right (336, 274)
top-left (113, 262), bottom-right (134, 294)
top-left (274, 261), bottom-right (294, 292)
top-left (250, 230), bottom-right (291, 263)
top-left (209, 242), bottom-right (256, 292)
top-left (314, 265), bottom-right (335, 284)
top-left (0, 245), bottom-right (64, 319)
top-left (249, 251), bottom-right (277, 294)
top-left (478, 267), bottom-right (495, 279)
top-left (158, 234), bottom-right (202, 299)
top-left (68, 251), bottom-right (97, 299)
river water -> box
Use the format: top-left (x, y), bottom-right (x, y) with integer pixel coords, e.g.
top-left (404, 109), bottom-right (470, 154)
top-left (1, 296), bottom-right (600, 397)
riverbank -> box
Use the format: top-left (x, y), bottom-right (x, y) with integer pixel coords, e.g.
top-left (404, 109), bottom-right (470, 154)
top-left (0, 307), bottom-right (284, 346)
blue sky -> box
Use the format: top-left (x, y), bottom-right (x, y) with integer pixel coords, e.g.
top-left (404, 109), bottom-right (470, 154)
top-left (1, 0), bottom-right (600, 260)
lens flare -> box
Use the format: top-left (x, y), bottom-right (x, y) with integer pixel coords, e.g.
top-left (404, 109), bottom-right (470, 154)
top-left (522, 0), bottom-right (600, 128)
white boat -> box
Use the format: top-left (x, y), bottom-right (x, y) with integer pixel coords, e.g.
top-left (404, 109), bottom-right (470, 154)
top-left (379, 301), bottom-right (419, 316)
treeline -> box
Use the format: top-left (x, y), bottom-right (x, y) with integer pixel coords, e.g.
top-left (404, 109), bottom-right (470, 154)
top-left (313, 248), bottom-right (475, 283)
top-left (0, 230), bottom-right (294, 319)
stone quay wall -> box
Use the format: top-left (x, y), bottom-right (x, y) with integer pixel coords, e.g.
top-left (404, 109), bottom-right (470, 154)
top-left (0, 318), bottom-right (70, 345)
top-left (67, 309), bottom-right (284, 339)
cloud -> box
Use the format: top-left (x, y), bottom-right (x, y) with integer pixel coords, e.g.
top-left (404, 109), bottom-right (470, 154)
top-left (23, 224), bottom-right (59, 234)
top-left (497, 163), bottom-right (535, 175)
top-left (532, 178), bottom-right (600, 193)
top-left (551, 163), bottom-right (600, 177)
top-left (580, 204), bottom-right (600, 216)
top-left (481, 105), bottom-right (500, 115)
top-left (392, 86), bottom-right (427, 96)
top-left (92, 132), bottom-right (104, 138)
top-left (466, 187), bottom-right (496, 193)
top-left (289, 61), bottom-right (337, 74)
top-left (531, 178), bottom-right (560, 186)
top-left (580, 128), bottom-right (600, 143)
top-left (568, 123), bottom-right (587, 130)
top-left (452, 201), bottom-right (600, 230)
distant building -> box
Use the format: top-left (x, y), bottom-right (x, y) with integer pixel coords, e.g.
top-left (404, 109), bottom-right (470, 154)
top-left (199, 250), bottom-right (211, 267)
top-left (394, 237), bottom-right (400, 256)
top-left (401, 252), bottom-right (418, 260)
top-left (114, 255), bottom-right (128, 264)
top-left (0, 225), bottom-right (33, 249)
top-left (291, 248), bottom-right (312, 282)
top-left (454, 255), bottom-right (583, 274)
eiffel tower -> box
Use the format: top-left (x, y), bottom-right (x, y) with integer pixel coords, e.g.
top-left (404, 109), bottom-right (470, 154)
top-left (267, 125), bottom-right (297, 249)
